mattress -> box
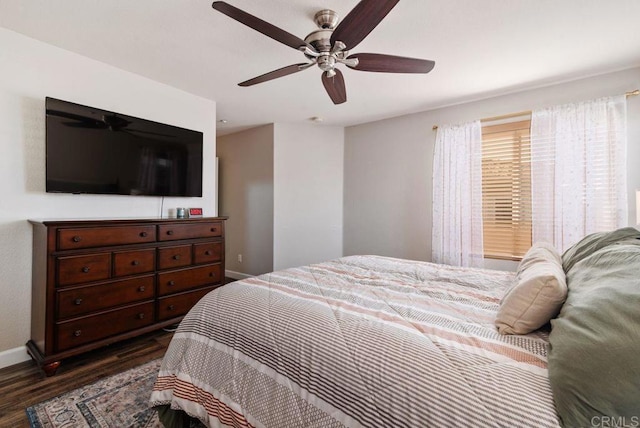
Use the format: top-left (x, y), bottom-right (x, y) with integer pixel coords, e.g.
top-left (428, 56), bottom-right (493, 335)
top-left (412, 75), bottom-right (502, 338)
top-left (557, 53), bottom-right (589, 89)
top-left (150, 255), bottom-right (560, 427)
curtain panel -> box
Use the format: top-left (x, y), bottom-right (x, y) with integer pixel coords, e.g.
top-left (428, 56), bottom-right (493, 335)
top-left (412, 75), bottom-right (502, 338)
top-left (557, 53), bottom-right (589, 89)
top-left (530, 96), bottom-right (628, 252)
top-left (432, 121), bottom-right (484, 267)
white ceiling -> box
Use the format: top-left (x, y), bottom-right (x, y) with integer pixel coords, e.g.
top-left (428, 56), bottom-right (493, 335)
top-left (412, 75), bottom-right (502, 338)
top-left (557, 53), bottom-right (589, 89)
top-left (1, 0), bottom-right (639, 135)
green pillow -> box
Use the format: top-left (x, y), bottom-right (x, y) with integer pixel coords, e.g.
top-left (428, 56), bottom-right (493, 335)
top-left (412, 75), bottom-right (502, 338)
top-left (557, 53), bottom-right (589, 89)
top-left (561, 227), bottom-right (640, 273)
top-left (549, 242), bottom-right (640, 427)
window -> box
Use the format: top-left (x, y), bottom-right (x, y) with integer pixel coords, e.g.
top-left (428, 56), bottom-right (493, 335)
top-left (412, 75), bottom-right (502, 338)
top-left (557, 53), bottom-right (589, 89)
top-left (481, 119), bottom-right (532, 260)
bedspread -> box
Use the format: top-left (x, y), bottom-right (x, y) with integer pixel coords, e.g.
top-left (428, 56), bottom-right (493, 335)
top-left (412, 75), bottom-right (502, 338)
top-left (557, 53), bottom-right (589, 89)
top-left (150, 255), bottom-right (560, 428)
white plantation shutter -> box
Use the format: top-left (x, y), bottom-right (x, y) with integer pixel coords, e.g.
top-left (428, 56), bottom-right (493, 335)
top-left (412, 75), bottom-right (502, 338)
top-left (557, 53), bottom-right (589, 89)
top-left (481, 120), bottom-right (532, 259)
top-left (530, 96), bottom-right (627, 251)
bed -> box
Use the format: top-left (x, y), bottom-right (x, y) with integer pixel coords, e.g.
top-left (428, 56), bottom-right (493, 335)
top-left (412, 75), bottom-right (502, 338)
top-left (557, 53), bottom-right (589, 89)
top-left (150, 254), bottom-right (562, 428)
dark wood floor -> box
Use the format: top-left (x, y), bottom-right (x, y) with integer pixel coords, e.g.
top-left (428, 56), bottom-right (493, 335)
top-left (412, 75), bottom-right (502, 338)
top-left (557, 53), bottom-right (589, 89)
top-left (0, 328), bottom-right (174, 427)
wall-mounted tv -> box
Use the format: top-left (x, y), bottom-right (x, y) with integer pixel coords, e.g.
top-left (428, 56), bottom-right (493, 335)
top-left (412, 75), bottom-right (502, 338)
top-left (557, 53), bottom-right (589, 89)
top-left (45, 97), bottom-right (203, 197)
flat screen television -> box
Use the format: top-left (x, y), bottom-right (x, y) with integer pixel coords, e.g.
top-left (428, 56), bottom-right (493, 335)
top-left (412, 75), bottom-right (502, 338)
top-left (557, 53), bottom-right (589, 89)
top-left (45, 97), bottom-right (203, 197)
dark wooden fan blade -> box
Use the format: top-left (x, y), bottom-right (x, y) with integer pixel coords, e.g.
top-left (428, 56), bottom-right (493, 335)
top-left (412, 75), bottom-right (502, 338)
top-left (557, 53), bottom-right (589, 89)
top-left (330, 0), bottom-right (399, 50)
top-left (346, 53), bottom-right (435, 73)
top-left (212, 2), bottom-right (307, 50)
top-left (239, 63), bottom-right (309, 87)
top-left (322, 69), bottom-right (347, 105)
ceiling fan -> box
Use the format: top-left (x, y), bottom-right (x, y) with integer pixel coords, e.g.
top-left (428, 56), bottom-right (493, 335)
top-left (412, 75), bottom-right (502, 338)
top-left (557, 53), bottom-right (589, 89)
top-left (211, 0), bottom-right (435, 105)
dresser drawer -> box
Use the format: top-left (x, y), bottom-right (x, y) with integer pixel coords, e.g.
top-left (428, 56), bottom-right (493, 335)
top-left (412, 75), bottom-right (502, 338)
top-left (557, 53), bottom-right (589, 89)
top-left (157, 287), bottom-right (217, 321)
top-left (157, 263), bottom-right (222, 296)
top-left (57, 253), bottom-right (111, 286)
top-left (158, 222), bottom-right (222, 241)
top-left (58, 225), bottom-right (156, 250)
top-left (158, 245), bottom-right (192, 270)
top-left (113, 249), bottom-right (156, 277)
top-left (57, 275), bottom-right (154, 319)
top-left (55, 302), bottom-right (155, 352)
top-left (193, 242), bottom-right (223, 264)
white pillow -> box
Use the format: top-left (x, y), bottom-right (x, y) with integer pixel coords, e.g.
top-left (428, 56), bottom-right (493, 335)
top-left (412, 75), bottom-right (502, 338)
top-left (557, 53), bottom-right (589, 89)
top-left (495, 242), bottom-right (567, 335)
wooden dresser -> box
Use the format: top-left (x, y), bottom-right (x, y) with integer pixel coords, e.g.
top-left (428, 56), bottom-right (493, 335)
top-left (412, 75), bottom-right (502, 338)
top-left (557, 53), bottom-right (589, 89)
top-left (27, 217), bottom-right (227, 375)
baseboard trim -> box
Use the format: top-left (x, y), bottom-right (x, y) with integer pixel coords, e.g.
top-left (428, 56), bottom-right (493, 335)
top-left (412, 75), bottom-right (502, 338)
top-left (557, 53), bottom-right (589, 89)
top-left (0, 345), bottom-right (30, 369)
top-left (225, 270), bottom-right (254, 280)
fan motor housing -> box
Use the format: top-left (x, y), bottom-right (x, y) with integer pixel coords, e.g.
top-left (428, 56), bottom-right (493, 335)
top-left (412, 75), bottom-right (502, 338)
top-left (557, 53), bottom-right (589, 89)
top-left (304, 29), bottom-right (332, 54)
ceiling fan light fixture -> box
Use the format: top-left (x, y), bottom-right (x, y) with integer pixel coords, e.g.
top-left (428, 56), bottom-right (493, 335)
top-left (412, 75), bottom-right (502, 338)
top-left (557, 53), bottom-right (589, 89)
top-left (317, 55), bottom-right (337, 73)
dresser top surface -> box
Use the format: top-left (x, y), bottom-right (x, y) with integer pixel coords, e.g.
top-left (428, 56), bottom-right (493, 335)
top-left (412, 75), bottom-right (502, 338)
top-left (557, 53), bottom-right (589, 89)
top-left (29, 217), bottom-right (228, 226)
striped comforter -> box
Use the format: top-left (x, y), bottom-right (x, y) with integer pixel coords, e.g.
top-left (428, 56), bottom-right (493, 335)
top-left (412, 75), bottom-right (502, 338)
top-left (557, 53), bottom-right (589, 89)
top-left (150, 255), bottom-right (560, 428)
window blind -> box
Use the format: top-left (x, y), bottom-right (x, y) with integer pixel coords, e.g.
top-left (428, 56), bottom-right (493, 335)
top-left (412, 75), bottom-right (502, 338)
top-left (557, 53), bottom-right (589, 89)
top-left (481, 120), bottom-right (532, 260)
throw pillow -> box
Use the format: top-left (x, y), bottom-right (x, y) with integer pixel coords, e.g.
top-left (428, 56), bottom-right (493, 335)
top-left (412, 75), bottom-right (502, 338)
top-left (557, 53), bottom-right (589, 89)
top-left (495, 242), bottom-right (567, 335)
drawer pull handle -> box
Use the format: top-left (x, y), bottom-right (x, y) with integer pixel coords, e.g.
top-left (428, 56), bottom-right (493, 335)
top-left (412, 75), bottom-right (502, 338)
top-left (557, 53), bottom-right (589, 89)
top-left (168, 280), bottom-right (175, 286)
top-left (137, 313), bottom-right (145, 320)
top-left (132, 260), bottom-right (140, 266)
top-left (82, 267), bottom-right (90, 273)
top-left (173, 255), bottom-right (180, 260)
top-left (72, 236), bottom-right (82, 243)
top-left (140, 231), bottom-right (148, 238)
top-left (205, 250), bottom-right (212, 256)
top-left (168, 305), bottom-right (175, 311)
top-left (73, 330), bottom-right (82, 337)
top-left (210, 228), bottom-right (217, 233)
top-left (138, 286), bottom-right (146, 292)
top-left (74, 298), bottom-right (83, 305)
top-left (167, 230), bottom-right (174, 236)
top-left (209, 272), bottom-right (216, 278)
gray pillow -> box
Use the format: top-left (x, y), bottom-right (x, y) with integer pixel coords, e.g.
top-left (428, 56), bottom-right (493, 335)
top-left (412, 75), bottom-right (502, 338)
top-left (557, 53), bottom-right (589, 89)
top-left (561, 227), bottom-right (640, 273)
top-left (549, 241), bottom-right (640, 427)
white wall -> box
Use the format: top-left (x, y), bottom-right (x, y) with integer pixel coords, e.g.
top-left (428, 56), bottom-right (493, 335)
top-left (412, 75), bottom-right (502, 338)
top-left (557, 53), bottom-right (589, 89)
top-left (0, 28), bottom-right (217, 367)
top-left (274, 124), bottom-right (344, 270)
top-left (344, 114), bottom-right (431, 261)
top-left (217, 125), bottom-right (274, 276)
top-left (344, 67), bottom-right (640, 270)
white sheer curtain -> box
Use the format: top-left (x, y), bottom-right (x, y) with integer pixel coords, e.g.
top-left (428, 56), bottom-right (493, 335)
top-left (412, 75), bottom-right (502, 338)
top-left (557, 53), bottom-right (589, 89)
top-left (432, 120), bottom-right (484, 267)
top-left (530, 96), bottom-right (627, 251)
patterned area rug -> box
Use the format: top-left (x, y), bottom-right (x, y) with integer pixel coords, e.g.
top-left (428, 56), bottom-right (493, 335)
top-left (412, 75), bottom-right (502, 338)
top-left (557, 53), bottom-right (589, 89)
top-left (26, 359), bottom-right (163, 428)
